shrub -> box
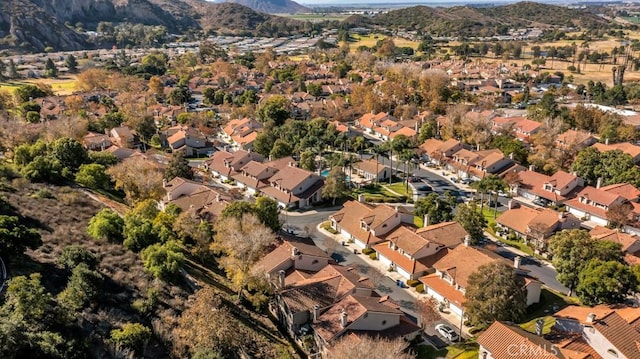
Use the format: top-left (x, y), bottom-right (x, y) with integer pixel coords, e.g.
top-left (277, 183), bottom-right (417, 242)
top-left (416, 284), bottom-right (424, 293)
top-left (362, 248), bottom-right (375, 255)
top-left (406, 279), bottom-right (420, 287)
top-left (369, 252), bottom-right (377, 260)
top-left (30, 188), bottom-right (54, 199)
top-left (110, 323), bottom-right (152, 351)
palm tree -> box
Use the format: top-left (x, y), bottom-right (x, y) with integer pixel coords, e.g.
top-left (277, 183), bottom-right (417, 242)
top-left (399, 149), bottom-right (415, 193)
top-left (370, 144), bottom-right (387, 184)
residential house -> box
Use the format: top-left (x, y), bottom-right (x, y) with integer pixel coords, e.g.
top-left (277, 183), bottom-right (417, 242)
top-left (167, 127), bottom-right (213, 157)
top-left (491, 116), bottom-right (542, 143)
top-left (232, 160), bottom-right (280, 196)
top-left (419, 240), bottom-right (541, 319)
top-left (374, 222), bottom-right (468, 281)
top-left (109, 126), bottom-right (139, 149)
top-left (355, 112), bottom-right (397, 135)
top-left (221, 118), bottom-right (264, 150)
top-left (256, 236), bottom-right (332, 287)
top-left (329, 200), bottom-right (414, 249)
top-left (497, 205), bottom-right (580, 252)
top-left (565, 186), bottom-right (628, 227)
top-left (419, 138), bottom-right (463, 165)
top-left (510, 170), bottom-right (583, 206)
top-left (555, 129), bottom-right (597, 151)
top-left (448, 148), bottom-right (514, 180)
top-left (104, 145), bottom-right (142, 161)
top-left (83, 132), bottom-right (113, 151)
top-left (592, 141), bottom-right (640, 164)
top-left (160, 177), bottom-right (230, 222)
top-left (260, 163), bottom-right (325, 209)
top-left (477, 321), bottom-right (568, 359)
top-left (553, 305), bottom-right (640, 359)
top-left (205, 150), bottom-right (264, 182)
top-left (590, 226), bottom-right (640, 265)
top-left (351, 158), bottom-right (390, 183)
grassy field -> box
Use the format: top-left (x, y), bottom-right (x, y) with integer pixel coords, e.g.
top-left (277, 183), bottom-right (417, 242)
top-left (352, 183), bottom-right (408, 203)
top-left (386, 182), bottom-right (413, 197)
top-left (345, 33), bottom-right (420, 52)
top-left (0, 76), bottom-right (77, 95)
top-left (415, 342), bottom-right (479, 359)
top-left (277, 13), bottom-right (350, 22)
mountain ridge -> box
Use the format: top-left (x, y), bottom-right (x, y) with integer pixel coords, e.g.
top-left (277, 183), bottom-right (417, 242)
top-left (215, 0), bottom-right (311, 14)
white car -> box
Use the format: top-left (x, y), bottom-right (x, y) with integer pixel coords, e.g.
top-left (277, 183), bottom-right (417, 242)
top-left (435, 324), bottom-right (459, 342)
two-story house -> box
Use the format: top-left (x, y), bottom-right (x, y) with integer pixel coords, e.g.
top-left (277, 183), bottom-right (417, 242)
top-left (497, 205), bottom-right (580, 252)
top-left (109, 126), bottom-right (139, 149)
top-left (205, 150), bottom-right (264, 182)
top-left (260, 163), bottom-right (324, 209)
top-left (555, 129), bottom-right (597, 151)
top-left (221, 118), bottom-right (264, 151)
top-left (419, 240), bottom-right (541, 320)
top-left (491, 116), bottom-right (541, 143)
top-left (448, 148), bottom-right (514, 180)
top-left (477, 321), bottom-right (569, 359)
top-left (160, 177), bottom-right (231, 222)
top-left (329, 200), bottom-right (414, 249)
top-left (419, 138), bottom-right (464, 165)
top-left (355, 112), bottom-right (397, 135)
top-left (553, 305), bottom-right (640, 359)
top-left (511, 170), bottom-right (583, 206)
top-left (565, 186), bottom-right (627, 227)
top-left (374, 221), bottom-right (469, 281)
top-left (231, 160), bottom-right (279, 196)
top-left (167, 127), bottom-right (213, 157)
top-left (83, 132), bottom-right (113, 151)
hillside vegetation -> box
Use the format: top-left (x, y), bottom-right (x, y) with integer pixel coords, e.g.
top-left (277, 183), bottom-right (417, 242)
top-left (372, 1), bottom-right (609, 37)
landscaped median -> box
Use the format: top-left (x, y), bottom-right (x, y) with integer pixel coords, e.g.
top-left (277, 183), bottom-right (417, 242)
top-left (351, 183), bottom-right (409, 203)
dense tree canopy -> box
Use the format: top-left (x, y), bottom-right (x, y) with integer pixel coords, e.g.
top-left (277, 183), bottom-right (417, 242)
top-left (571, 147), bottom-right (640, 188)
top-left (0, 215), bottom-right (42, 256)
top-left (576, 260), bottom-right (637, 305)
top-left (454, 202), bottom-right (487, 242)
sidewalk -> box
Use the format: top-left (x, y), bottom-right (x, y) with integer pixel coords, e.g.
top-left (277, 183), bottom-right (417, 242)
top-left (317, 224), bottom-right (474, 338)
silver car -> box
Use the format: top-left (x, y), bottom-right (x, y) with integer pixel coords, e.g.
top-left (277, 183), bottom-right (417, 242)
top-left (435, 323), bottom-right (459, 342)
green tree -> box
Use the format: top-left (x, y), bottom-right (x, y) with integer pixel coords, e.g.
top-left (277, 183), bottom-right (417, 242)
top-left (75, 163), bottom-right (110, 190)
top-left (299, 150), bottom-right (316, 171)
top-left (0, 215), bottom-right (42, 256)
top-left (21, 155), bottom-right (64, 183)
top-left (110, 323), bottom-right (152, 352)
top-left (549, 229), bottom-right (624, 294)
top-left (322, 167), bottom-right (348, 205)
top-left (140, 240), bottom-right (184, 281)
top-left (168, 86), bottom-right (191, 105)
top-left (571, 147), bottom-right (640, 188)
top-left (254, 197), bottom-right (281, 233)
top-left (87, 208), bottom-right (124, 242)
top-left (57, 263), bottom-right (103, 313)
top-left (45, 58), bottom-right (58, 78)
top-left (464, 262), bottom-right (527, 328)
top-left (491, 135), bottom-right (528, 164)
top-left (89, 151), bottom-right (118, 167)
top-left (123, 214), bottom-right (156, 252)
top-left (14, 84), bottom-right (51, 103)
top-left (220, 201), bottom-right (255, 220)
top-left (256, 95), bottom-right (291, 126)
top-left (7, 59), bottom-right (18, 79)
top-left (414, 192), bottom-right (455, 225)
top-left (165, 151), bottom-right (193, 181)
top-left (454, 202), bottom-right (487, 242)
top-left (576, 260), bottom-right (637, 305)
top-left (418, 119), bottom-right (438, 142)
top-left (57, 245), bottom-right (99, 270)
top-left (269, 139), bottom-right (292, 160)
top-left (51, 137), bottom-right (89, 171)
top-left (65, 55), bottom-right (78, 74)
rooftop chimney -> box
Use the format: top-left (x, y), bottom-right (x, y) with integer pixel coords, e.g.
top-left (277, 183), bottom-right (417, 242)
top-left (507, 199), bottom-right (514, 210)
top-left (529, 165), bottom-right (535, 172)
top-left (424, 214), bottom-right (430, 227)
top-left (313, 304), bottom-right (320, 322)
top-left (162, 178), bottom-right (167, 188)
top-left (291, 247), bottom-right (299, 258)
top-left (278, 269), bottom-right (286, 288)
top-left (596, 177), bottom-right (603, 189)
top-left (464, 235), bottom-right (471, 247)
top-left (514, 255), bottom-right (522, 269)
top-left (535, 318), bottom-right (544, 336)
top-left (340, 309), bottom-right (348, 328)
top-left (358, 194), bottom-right (366, 203)
top-left (586, 313), bottom-right (596, 323)
top-left (605, 138), bottom-right (609, 145)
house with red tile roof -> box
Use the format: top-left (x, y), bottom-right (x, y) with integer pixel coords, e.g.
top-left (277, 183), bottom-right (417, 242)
top-left (592, 141), bottom-right (640, 164)
top-left (419, 240), bottom-right (541, 319)
top-left (355, 112), bottom-right (397, 135)
top-left (478, 321), bottom-right (566, 359)
top-left (221, 117), bottom-right (263, 151)
top-left (83, 132), bottom-right (112, 151)
top-left (565, 186), bottom-right (628, 228)
top-left (166, 127), bottom-right (213, 157)
top-left (160, 177), bottom-right (231, 222)
top-left (351, 158), bottom-right (390, 183)
top-left (447, 148), bottom-right (514, 180)
top-left (511, 170), bottom-right (583, 206)
top-left (418, 138), bottom-right (463, 165)
top-left (491, 116), bottom-right (542, 143)
top-left (329, 200), bottom-right (414, 249)
top-left (552, 305), bottom-right (640, 359)
top-left (555, 129), bottom-right (597, 151)
top-left (590, 226), bottom-right (640, 265)
top-left (204, 149), bottom-right (264, 182)
top-left (497, 206), bottom-right (580, 252)
top-left (373, 222), bottom-right (468, 281)
top-left (260, 162), bottom-right (325, 209)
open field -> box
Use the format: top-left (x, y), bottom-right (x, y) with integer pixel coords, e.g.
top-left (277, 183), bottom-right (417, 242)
top-left (346, 33), bottom-right (420, 51)
top-left (0, 75), bottom-right (77, 95)
top-left (277, 13), bottom-right (349, 22)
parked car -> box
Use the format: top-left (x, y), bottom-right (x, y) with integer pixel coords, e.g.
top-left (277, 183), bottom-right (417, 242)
top-left (450, 177), bottom-right (458, 183)
top-left (435, 324), bottom-right (459, 342)
top-left (532, 198), bottom-right (549, 207)
top-left (460, 178), bottom-right (474, 185)
top-left (416, 185), bottom-right (432, 192)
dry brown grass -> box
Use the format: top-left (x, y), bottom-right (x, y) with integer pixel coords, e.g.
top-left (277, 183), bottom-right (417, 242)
top-left (2, 182), bottom-right (188, 358)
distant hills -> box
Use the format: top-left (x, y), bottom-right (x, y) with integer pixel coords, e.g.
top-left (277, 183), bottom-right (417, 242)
top-left (215, 0), bottom-right (311, 14)
top-left (370, 2), bottom-right (609, 37)
top-left (0, 0), bottom-right (308, 52)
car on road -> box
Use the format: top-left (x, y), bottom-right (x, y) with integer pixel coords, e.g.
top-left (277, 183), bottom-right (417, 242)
top-left (460, 178), bottom-right (474, 185)
top-left (416, 184), bottom-right (433, 193)
top-left (435, 324), bottom-right (459, 342)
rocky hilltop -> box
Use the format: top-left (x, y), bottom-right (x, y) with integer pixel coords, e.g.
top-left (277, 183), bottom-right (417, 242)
top-left (0, 0), bottom-right (307, 53)
top-left (216, 0), bottom-right (310, 14)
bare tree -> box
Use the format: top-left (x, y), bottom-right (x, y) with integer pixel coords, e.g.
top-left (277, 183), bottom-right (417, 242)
top-left (211, 214), bottom-right (276, 301)
top-left (415, 296), bottom-right (441, 329)
top-left (328, 335), bottom-right (413, 359)
top-left (107, 156), bottom-right (164, 204)
top-left (323, 237), bottom-right (338, 257)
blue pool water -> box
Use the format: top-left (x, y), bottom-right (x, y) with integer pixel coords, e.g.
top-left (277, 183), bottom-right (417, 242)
top-left (320, 169), bottom-right (350, 182)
